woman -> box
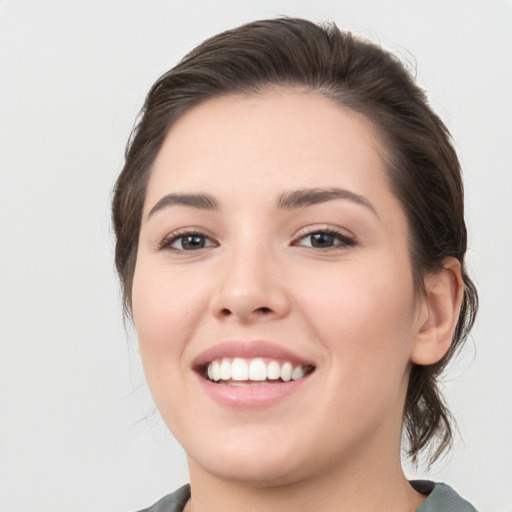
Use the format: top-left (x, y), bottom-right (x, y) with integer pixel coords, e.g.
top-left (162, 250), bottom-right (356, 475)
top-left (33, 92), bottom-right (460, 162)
top-left (112, 18), bottom-right (478, 512)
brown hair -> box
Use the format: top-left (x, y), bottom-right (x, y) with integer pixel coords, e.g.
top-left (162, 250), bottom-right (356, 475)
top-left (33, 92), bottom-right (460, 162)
top-left (112, 17), bottom-right (478, 464)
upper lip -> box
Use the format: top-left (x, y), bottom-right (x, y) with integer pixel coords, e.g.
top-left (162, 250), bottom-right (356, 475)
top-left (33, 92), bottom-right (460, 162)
top-left (192, 340), bottom-right (315, 369)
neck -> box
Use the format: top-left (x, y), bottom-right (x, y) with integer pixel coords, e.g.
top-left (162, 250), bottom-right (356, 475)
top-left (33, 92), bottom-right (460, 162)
top-left (186, 440), bottom-right (425, 512)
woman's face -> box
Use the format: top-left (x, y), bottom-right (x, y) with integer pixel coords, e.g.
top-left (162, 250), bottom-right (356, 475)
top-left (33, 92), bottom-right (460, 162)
top-left (132, 91), bottom-right (426, 485)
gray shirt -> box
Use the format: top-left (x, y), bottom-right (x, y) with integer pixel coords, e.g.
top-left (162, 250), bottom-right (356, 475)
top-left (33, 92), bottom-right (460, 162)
top-left (137, 481), bottom-right (478, 512)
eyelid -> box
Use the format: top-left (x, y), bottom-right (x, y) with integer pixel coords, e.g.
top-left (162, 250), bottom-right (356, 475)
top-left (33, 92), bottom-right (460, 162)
top-left (155, 225), bottom-right (356, 252)
top-left (291, 226), bottom-right (357, 249)
top-left (157, 227), bottom-right (219, 251)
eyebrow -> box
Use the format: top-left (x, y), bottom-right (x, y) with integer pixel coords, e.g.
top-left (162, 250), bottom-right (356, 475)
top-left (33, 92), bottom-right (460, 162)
top-left (277, 187), bottom-right (377, 215)
top-left (147, 186), bottom-right (377, 219)
top-left (147, 192), bottom-right (219, 219)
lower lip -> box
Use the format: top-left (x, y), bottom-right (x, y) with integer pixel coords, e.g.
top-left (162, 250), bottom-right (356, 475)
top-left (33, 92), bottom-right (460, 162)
top-left (196, 374), bottom-right (310, 408)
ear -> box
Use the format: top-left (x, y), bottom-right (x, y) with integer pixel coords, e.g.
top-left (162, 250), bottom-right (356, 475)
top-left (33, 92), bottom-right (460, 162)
top-left (411, 257), bottom-right (464, 366)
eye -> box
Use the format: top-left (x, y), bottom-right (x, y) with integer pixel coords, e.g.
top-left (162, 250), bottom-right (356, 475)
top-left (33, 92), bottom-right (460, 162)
top-left (294, 230), bottom-right (356, 250)
top-left (159, 232), bottom-right (217, 251)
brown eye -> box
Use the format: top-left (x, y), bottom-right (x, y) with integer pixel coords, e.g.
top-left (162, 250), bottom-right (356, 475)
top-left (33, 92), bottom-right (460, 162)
top-left (296, 231), bottom-right (355, 249)
top-left (309, 233), bottom-right (335, 248)
top-left (179, 235), bottom-right (207, 250)
top-left (160, 232), bottom-right (217, 251)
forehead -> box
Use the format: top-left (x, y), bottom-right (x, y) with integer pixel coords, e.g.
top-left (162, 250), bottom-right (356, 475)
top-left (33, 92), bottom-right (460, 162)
top-left (145, 90), bottom-right (393, 213)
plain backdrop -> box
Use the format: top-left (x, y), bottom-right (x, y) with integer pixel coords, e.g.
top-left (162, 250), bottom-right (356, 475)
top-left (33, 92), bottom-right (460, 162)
top-left (1, 1), bottom-right (511, 511)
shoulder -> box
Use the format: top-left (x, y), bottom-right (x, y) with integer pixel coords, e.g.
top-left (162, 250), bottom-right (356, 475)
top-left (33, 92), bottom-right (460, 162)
top-left (411, 481), bottom-right (478, 512)
top-left (134, 481), bottom-right (477, 512)
top-left (135, 484), bottom-right (191, 512)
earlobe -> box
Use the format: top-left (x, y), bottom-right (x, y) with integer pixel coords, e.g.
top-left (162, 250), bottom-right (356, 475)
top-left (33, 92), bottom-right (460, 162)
top-left (411, 257), bottom-right (464, 366)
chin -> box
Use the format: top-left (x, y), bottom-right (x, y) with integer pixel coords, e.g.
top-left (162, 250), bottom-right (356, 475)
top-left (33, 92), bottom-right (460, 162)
top-left (184, 427), bottom-right (316, 487)
top-left (193, 452), bottom-right (308, 488)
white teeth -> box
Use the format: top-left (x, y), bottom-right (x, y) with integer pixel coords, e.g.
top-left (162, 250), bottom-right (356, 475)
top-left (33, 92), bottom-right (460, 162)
top-left (249, 358), bottom-right (267, 381)
top-left (220, 359), bottom-right (231, 380)
top-left (280, 362), bottom-right (292, 382)
top-left (212, 360), bottom-right (221, 381)
top-left (232, 358), bottom-right (249, 381)
top-left (291, 365), bottom-right (305, 381)
top-left (267, 360), bottom-right (281, 380)
top-left (205, 358), bottom-right (311, 384)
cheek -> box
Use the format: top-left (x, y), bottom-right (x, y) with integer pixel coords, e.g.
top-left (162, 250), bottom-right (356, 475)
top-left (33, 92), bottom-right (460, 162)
top-left (298, 259), bottom-right (417, 380)
top-left (131, 261), bottom-right (209, 385)
top-left (297, 263), bottom-right (417, 443)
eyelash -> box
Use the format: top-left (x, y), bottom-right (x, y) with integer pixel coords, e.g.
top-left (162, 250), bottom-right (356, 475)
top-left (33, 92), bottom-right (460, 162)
top-left (158, 228), bottom-right (356, 252)
top-left (292, 229), bottom-right (356, 251)
top-left (158, 230), bottom-right (218, 252)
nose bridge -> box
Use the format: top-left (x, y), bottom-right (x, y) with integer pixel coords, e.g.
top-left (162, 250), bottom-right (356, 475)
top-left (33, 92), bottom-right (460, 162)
top-left (211, 228), bottom-right (289, 322)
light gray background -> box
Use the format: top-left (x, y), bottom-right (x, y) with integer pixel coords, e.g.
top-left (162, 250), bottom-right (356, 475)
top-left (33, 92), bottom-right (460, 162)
top-left (1, 1), bottom-right (511, 511)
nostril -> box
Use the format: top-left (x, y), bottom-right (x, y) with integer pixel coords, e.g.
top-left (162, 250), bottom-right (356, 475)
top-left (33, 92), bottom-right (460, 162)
top-left (215, 305), bottom-right (276, 320)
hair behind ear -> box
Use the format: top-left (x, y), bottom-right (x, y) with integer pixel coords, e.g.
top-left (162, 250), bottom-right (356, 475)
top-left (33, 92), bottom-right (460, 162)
top-left (405, 257), bottom-right (467, 464)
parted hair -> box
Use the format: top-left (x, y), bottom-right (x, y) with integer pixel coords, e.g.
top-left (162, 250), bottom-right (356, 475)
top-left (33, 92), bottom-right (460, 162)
top-left (112, 17), bottom-right (478, 464)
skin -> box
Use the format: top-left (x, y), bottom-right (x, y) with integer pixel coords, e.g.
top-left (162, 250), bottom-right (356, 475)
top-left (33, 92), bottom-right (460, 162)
top-left (132, 90), bottom-right (463, 512)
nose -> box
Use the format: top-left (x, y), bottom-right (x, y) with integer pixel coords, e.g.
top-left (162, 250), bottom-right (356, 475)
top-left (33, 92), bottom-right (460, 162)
top-left (210, 243), bottom-right (290, 324)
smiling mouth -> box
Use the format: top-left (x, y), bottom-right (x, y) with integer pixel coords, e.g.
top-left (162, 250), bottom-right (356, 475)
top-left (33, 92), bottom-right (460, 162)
top-left (200, 357), bottom-right (315, 386)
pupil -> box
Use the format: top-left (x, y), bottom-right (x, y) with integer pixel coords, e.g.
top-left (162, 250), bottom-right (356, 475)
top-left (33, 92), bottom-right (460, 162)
top-left (311, 233), bottom-right (334, 247)
top-left (183, 235), bottom-right (204, 249)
